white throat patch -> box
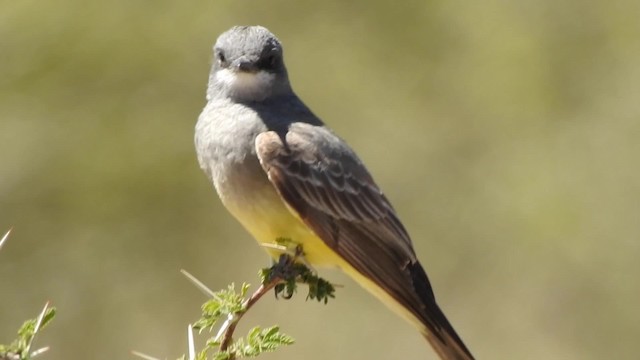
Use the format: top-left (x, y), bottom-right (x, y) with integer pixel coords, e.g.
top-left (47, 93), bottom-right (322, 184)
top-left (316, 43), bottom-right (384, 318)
top-left (215, 68), bottom-right (275, 100)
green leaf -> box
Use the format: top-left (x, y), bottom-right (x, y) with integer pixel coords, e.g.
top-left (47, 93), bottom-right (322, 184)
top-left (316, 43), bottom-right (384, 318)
top-left (193, 283), bottom-right (248, 331)
top-left (212, 350), bottom-right (233, 360)
top-left (0, 306), bottom-right (56, 360)
top-left (222, 326), bottom-right (294, 358)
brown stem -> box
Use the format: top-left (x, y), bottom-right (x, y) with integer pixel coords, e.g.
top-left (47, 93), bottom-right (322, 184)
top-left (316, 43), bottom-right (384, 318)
top-left (219, 278), bottom-right (283, 354)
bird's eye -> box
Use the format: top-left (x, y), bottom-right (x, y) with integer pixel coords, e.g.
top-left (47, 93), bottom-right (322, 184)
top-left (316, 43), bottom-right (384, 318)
top-left (216, 50), bottom-right (226, 64)
top-left (268, 54), bottom-right (278, 67)
top-left (260, 51), bottom-right (279, 70)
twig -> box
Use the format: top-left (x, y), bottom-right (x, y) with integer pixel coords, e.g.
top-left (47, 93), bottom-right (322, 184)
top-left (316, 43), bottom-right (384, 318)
top-left (218, 278), bottom-right (283, 353)
top-left (29, 346), bottom-right (50, 358)
top-left (181, 269), bottom-right (216, 297)
top-left (24, 302), bottom-right (49, 356)
top-left (179, 247), bottom-right (332, 359)
top-left (187, 324), bottom-right (195, 360)
top-left (0, 228), bottom-right (12, 251)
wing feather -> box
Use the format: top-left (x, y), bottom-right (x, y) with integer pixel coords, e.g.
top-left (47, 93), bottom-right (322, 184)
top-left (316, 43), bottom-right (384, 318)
top-left (255, 123), bottom-right (473, 360)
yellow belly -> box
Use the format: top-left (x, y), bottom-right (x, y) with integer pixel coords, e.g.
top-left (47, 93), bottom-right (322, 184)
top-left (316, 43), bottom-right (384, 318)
top-left (224, 184), bottom-right (345, 267)
top-left (223, 185), bottom-right (427, 332)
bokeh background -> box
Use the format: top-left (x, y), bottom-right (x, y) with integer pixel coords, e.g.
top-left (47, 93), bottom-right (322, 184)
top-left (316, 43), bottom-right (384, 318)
top-left (1, 0), bottom-right (639, 359)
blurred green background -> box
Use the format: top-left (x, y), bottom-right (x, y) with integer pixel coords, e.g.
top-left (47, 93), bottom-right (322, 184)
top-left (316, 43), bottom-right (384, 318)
top-left (1, 0), bottom-right (639, 359)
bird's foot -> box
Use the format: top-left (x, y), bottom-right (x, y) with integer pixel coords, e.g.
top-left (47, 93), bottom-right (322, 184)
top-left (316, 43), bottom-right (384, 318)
top-left (259, 243), bottom-right (335, 304)
top-left (260, 239), bottom-right (316, 272)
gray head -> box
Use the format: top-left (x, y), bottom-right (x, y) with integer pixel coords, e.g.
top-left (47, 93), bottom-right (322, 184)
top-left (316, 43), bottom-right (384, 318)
top-left (207, 26), bottom-right (291, 102)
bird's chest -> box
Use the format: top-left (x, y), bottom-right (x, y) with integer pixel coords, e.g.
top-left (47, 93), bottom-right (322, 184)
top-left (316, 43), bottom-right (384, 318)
top-left (195, 101), bottom-right (272, 205)
top-left (195, 100), bottom-right (318, 252)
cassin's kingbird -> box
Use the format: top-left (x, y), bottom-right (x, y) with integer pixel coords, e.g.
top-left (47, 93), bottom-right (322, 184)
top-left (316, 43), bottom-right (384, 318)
top-left (195, 26), bottom-right (474, 360)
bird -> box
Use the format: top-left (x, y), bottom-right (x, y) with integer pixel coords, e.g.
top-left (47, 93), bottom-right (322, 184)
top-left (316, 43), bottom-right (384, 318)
top-left (195, 25), bottom-right (474, 360)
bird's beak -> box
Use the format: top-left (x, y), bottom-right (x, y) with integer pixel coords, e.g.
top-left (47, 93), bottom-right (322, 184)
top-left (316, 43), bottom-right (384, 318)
top-left (231, 57), bottom-right (258, 73)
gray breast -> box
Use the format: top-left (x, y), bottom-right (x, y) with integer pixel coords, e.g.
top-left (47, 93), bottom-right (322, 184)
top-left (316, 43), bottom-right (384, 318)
top-left (195, 99), bottom-right (272, 205)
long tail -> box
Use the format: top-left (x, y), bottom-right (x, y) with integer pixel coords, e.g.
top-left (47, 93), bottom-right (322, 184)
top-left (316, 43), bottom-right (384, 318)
top-left (420, 301), bottom-right (474, 360)
top-left (409, 262), bottom-right (474, 360)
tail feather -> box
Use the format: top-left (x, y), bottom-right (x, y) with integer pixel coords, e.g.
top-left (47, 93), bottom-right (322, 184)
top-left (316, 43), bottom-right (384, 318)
top-left (420, 302), bottom-right (474, 360)
top-left (408, 262), bottom-right (474, 360)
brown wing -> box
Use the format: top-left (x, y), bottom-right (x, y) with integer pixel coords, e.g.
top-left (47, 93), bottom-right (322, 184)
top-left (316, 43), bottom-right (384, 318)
top-left (255, 122), bottom-right (473, 360)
